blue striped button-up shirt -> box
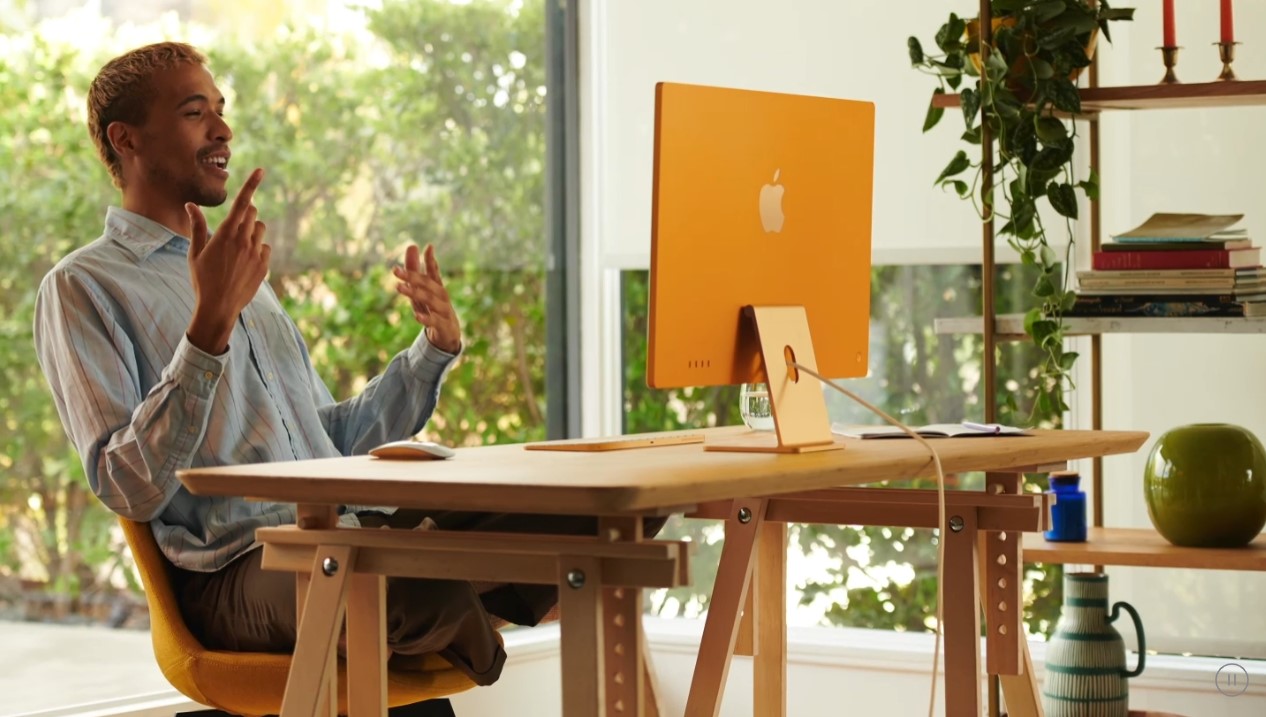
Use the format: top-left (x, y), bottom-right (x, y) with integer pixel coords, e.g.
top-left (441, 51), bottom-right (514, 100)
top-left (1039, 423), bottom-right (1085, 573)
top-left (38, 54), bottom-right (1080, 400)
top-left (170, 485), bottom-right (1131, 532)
top-left (35, 207), bottom-right (456, 572)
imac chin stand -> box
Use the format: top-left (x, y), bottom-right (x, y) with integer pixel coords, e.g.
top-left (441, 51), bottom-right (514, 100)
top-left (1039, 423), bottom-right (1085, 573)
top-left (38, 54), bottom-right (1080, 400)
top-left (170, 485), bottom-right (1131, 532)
top-left (705, 306), bottom-right (844, 454)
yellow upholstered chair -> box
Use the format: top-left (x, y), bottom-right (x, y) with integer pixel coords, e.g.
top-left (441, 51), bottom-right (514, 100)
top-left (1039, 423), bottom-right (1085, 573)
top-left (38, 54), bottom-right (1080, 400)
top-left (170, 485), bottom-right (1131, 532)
top-left (119, 517), bottom-right (479, 716)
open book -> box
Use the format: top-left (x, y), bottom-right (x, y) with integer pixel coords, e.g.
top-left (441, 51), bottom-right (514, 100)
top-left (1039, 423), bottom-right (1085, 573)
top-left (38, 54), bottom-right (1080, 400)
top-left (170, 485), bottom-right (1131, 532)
top-left (1113, 212), bottom-right (1246, 242)
top-left (831, 422), bottom-right (1028, 439)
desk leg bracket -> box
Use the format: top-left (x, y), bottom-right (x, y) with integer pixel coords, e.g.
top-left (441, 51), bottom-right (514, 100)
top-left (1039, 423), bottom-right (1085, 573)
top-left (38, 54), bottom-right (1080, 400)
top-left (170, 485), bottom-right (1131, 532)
top-left (684, 499), bottom-right (768, 717)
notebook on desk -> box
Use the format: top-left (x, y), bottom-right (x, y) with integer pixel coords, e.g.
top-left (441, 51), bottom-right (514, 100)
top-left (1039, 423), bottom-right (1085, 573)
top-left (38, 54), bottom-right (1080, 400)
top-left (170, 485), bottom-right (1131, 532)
top-left (831, 422), bottom-right (1028, 439)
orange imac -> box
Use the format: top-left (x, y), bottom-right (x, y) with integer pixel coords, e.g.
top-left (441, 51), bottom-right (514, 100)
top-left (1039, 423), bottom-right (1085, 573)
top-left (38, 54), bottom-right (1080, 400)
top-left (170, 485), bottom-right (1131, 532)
top-left (647, 82), bottom-right (875, 453)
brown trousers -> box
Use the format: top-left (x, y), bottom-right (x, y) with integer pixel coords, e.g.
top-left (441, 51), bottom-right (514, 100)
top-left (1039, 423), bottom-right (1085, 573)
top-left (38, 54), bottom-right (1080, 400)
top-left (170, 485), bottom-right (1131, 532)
top-left (174, 510), bottom-right (665, 686)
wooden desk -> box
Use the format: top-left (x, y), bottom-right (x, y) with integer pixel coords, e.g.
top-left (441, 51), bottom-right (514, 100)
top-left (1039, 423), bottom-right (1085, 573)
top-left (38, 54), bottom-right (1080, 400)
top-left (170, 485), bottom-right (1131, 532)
top-left (179, 427), bottom-right (1146, 717)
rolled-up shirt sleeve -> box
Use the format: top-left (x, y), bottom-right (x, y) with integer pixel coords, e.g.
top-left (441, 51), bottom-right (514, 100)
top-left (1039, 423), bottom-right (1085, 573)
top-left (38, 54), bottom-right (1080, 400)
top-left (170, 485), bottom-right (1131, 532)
top-left (34, 268), bottom-right (225, 521)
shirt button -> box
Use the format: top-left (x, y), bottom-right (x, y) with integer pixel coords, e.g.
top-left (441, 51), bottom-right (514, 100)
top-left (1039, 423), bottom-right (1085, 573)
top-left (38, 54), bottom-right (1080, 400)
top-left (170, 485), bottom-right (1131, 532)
top-left (248, 320), bottom-right (256, 329)
top-left (203, 371), bottom-right (213, 380)
top-left (187, 426), bottom-right (197, 434)
top-left (267, 372), bottom-right (275, 381)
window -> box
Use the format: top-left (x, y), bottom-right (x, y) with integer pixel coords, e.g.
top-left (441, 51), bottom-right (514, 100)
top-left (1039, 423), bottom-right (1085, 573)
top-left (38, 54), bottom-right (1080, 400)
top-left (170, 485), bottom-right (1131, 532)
top-left (0, 0), bottom-right (555, 710)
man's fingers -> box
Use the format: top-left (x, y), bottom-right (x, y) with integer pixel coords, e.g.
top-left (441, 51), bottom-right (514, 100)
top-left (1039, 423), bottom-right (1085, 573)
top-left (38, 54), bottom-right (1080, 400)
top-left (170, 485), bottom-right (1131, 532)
top-left (396, 280), bottom-right (448, 307)
top-left (405, 244), bottom-right (421, 274)
top-left (227, 168), bottom-right (265, 228)
top-left (259, 243), bottom-right (272, 273)
top-left (185, 203), bottom-right (208, 257)
top-left (252, 221), bottom-right (268, 250)
top-left (240, 206), bottom-right (259, 244)
top-left (424, 244), bottom-right (444, 283)
top-left (394, 267), bottom-right (449, 298)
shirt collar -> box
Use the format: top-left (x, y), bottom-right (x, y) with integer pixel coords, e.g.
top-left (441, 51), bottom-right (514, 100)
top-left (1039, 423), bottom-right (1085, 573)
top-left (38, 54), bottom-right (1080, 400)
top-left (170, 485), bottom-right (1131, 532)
top-left (104, 206), bottom-right (189, 261)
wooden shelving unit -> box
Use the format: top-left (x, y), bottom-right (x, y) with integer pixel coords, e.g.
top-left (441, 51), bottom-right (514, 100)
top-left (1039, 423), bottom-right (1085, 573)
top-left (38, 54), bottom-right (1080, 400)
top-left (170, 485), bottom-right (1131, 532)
top-left (931, 79), bottom-right (1266, 114)
top-left (934, 45), bottom-right (1266, 530)
top-left (1024, 528), bottom-right (1266, 571)
top-left (935, 313), bottom-right (1266, 338)
top-left (938, 6), bottom-right (1266, 712)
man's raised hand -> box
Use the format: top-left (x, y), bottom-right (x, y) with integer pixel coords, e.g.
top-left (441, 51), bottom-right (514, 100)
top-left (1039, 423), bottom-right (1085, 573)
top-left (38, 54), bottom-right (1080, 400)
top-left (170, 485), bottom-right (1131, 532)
top-left (393, 243), bottom-right (462, 354)
top-left (186, 168), bottom-right (271, 355)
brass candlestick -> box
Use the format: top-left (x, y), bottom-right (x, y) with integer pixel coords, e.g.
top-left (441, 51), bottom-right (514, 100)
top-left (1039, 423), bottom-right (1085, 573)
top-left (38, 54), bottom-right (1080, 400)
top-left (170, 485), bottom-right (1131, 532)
top-left (1217, 41), bottom-right (1240, 81)
top-left (1158, 45), bottom-right (1181, 84)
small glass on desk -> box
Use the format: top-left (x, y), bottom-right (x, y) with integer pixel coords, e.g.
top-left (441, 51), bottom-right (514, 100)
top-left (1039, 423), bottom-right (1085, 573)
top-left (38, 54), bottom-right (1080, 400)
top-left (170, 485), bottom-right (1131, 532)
top-left (1045, 471), bottom-right (1088, 542)
top-left (739, 382), bottom-right (775, 431)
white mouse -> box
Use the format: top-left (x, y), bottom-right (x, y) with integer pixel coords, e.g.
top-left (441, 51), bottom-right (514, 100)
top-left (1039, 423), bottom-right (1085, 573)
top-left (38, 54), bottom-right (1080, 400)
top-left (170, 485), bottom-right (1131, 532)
top-left (369, 440), bottom-right (456, 460)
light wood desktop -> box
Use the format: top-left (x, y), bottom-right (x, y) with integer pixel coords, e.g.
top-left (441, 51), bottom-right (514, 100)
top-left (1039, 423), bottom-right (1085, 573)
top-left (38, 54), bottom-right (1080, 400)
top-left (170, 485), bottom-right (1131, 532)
top-left (179, 426), bottom-right (1146, 717)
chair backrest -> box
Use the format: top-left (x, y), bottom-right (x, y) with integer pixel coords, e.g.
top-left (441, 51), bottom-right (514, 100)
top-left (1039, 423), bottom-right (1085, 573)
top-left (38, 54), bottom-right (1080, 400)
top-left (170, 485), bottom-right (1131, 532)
top-left (118, 517), bottom-right (215, 705)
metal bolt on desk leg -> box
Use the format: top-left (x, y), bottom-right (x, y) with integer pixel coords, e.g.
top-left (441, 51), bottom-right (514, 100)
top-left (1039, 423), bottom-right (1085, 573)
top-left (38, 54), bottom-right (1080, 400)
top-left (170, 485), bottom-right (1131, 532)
top-left (566, 569), bottom-right (586, 589)
top-left (737, 507), bottom-right (752, 524)
top-left (321, 557), bottom-right (339, 576)
top-left (949, 515), bottom-right (965, 533)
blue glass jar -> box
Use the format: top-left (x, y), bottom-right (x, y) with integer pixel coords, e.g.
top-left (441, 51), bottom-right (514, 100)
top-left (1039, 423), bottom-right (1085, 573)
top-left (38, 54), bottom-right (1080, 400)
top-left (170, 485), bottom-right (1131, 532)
top-left (1045, 472), bottom-right (1088, 542)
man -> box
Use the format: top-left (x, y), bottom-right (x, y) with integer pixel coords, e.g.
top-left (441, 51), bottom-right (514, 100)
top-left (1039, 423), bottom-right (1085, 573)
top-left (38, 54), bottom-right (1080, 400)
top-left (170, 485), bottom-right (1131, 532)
top-left (34, 41), bottom-right (578, 687)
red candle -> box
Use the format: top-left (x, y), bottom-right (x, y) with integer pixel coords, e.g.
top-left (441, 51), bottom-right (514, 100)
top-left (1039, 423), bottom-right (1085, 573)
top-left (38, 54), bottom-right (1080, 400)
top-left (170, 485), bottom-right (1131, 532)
top-left (1221, 0), bottom-right (1235, 44)
top-left (1162, 0), bottom-right (1176, 47)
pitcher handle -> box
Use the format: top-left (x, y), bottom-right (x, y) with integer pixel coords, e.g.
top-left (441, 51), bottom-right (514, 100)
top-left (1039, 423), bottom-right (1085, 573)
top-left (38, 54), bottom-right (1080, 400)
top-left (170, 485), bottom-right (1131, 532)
top-left (1110, 600), bottom-right (1146, 678)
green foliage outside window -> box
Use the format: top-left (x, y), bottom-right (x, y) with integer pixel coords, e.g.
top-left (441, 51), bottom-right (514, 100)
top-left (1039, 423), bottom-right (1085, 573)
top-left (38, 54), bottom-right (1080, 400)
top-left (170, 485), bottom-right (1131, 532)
top-left (0, 0), bottom-right (548, 619)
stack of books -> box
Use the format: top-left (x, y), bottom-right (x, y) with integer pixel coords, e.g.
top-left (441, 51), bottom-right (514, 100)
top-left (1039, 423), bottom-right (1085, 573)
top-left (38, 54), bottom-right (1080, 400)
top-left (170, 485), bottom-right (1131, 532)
top-left (1071, 213), bottom-right (1266, 318)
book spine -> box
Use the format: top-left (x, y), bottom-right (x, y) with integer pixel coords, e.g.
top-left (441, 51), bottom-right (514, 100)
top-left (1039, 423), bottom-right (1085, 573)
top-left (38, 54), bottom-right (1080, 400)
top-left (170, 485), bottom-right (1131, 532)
top-left (1069, 294), bottom-right (1245, 317)
top-left (1092, 250), bottom-right (1244, 270)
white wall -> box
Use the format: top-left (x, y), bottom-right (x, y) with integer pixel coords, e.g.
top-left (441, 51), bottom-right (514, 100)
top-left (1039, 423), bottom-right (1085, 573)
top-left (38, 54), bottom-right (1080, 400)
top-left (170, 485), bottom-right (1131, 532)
top-left (584, 0), bottom-right (1022, 271)
top-left (452, 621), bottom-right (1266, 716)
top-left (1091, 1), bottom-right (1266, 660)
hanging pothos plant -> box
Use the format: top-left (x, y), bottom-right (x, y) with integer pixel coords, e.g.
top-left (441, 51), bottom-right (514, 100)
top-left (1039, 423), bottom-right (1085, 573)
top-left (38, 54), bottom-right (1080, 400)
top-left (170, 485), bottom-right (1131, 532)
top-left (908, 0), bottom-right (1133, 419)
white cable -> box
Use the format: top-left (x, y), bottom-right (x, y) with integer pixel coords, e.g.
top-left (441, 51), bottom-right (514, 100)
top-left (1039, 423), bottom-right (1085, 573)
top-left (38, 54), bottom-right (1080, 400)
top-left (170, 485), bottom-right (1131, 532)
top-left (791, 361), bottom-right (948, 717)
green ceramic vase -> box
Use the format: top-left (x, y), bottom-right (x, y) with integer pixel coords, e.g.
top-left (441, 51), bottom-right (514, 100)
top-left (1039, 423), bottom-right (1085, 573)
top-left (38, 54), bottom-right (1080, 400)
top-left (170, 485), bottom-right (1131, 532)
top-left (1143, 423), bottom-right (1266, 548)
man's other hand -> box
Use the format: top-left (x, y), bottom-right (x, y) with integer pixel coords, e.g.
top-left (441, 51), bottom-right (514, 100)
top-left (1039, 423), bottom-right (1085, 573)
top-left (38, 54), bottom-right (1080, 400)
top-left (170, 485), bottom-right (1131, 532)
top-left (393, 244), bottom-right (462, 354)
top-left (186, 168), bottom-right (270, 355)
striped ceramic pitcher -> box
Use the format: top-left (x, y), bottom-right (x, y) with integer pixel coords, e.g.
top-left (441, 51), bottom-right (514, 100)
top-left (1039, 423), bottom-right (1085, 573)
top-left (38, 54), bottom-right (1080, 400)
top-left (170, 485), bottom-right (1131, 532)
top-left (1042, 572), bottom-right (1146, 717)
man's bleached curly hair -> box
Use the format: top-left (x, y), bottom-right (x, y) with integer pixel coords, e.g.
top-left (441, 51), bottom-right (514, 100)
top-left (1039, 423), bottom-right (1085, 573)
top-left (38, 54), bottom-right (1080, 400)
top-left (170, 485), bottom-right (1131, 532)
top-left (87, 42), bottom-right (207, 188)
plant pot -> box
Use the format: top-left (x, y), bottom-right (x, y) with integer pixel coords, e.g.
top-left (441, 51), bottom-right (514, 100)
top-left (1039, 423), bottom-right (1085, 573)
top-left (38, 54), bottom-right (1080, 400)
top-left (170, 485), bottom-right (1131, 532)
top-left (964, 17), bottom-right (1098, 83)
top-left (1143, 423), bottom-right (1266, 547)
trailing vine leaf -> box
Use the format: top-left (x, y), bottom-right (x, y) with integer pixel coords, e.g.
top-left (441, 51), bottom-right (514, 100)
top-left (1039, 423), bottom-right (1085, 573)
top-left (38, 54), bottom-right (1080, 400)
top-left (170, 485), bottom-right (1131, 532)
top-left (1047, 182), bottom-right (1079, 219)
top-left (1050, 77), bottom-right (1081, 113)
top-left (908, 0), bottom-right (1134, 431)
top-left (924, 88), bottom-right (945, 132)
top-left (1031, 0), bottom-right (1069, 23)
top-left (1037, 24), bottom-right (1079, 49)
top-left (993, 89), bottom-right (1023, 119)
top-left (1035, 117), bottom-right (1068, 146)
top-left (908, 36), bottom-right (925, 64)
top-left (1041, 243), bottom-right (1059, 266)
top-left (1034, 275), bottom-right (1057, 299)
top-left (1060, 351), bottom-right (1080, 371)
top-left (936, 150), bottom-right (971, 184)
top-left (960, 87), bottom-right (980, 127)
top-left (1078, 167), bottom-right (1100, 201)
top-left (935, 13), bottom-right (966, 52)
top-left (985, 50), bottom-right (1009, 82)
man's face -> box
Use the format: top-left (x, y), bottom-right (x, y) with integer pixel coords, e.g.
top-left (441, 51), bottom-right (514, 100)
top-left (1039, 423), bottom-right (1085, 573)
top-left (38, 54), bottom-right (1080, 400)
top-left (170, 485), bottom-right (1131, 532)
top-left (129, 62), bottom-right (233, 207)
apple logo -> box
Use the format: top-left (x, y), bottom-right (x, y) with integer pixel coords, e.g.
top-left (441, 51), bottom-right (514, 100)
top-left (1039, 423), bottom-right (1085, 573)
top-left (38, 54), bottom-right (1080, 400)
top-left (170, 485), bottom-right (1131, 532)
top-left (759, 169), bottom-right (785, 233)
